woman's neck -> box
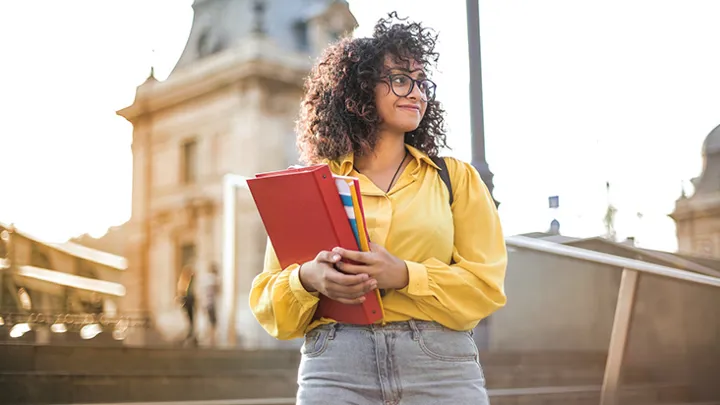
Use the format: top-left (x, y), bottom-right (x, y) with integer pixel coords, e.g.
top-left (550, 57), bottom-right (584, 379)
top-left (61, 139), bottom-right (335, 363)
top-left (354, 131), bottom-right (406, 173)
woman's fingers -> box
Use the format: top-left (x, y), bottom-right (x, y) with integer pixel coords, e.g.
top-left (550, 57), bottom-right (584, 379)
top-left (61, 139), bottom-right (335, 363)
top-left (326, 279), bottom-right (376, 298)
top-left (321, 267), bottom-right (376, 300)
top-left (325, 268), bottom-right (368, 286)
top-left (315, 250), bottom-right (341, 264)
top-left (335, 261), bottom-right (368, 275)
top-left (332, 247), bottom-right (375, 264)
top-left (334, 296), bottom-right (367, 305)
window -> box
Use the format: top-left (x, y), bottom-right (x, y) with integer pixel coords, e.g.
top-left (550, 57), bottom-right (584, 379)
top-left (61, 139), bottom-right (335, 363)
top-left (329, 30), bottom-right (342, 42)
top-left (181, 139), bottom-right (198, 184)
top-left (294, 21), bottom-right (309, 52)
top-left (30, 244), bottom-right (52, 269)
top-left (0, 231), bottom-right (7, 258)
top-left (197, 30), bottom-right (211, 57)
top-left (76, 258), bottom-right (99, 279)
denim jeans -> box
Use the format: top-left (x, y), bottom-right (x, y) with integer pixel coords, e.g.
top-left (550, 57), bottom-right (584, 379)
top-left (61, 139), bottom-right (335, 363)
top-left (297, 320), bottom-right (490, 405)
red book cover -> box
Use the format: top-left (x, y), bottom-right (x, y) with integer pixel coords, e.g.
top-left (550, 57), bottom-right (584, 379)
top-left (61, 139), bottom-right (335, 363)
top-left (246, 164), bottom-right (383, 325)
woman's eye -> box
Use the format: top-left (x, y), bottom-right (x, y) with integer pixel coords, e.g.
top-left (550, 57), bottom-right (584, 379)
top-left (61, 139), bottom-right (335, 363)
top-left (393, 76), bottom-right (408, 85)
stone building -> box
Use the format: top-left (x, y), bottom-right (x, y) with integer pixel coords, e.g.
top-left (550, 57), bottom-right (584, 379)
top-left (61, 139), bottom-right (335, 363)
top-left (0, 222), bottom-right (129, 345)
top-left (113, 0), bottom-right (357, 347)
top-left (670, 123), bottom-right (720, 257)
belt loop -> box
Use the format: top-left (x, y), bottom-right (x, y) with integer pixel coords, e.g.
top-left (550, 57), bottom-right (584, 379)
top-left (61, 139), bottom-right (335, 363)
top-left (408, 319), bottom-right (420, 341)
top-left (328, 323), bottom-right (337, 340)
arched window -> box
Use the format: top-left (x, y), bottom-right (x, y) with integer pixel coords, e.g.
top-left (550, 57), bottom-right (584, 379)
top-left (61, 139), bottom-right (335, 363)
top-left (76, 258), bottom-right (99, 280)
top-left (30, 244), bottom-right (52, 269)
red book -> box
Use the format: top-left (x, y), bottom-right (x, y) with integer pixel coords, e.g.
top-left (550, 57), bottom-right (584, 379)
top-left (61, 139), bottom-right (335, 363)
top-left (246, 164), bottom-right (383, 325)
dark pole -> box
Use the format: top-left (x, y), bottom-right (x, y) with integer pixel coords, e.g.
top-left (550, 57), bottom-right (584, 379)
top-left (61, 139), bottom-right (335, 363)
top-left (466, 0), bottom-right (498, 207)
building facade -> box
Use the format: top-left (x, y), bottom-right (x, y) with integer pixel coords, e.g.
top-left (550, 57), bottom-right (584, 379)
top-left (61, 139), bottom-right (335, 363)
top-left (670, 123), bottom-right (720, 257)
top-left (116, 0), bottom-right (357, 347)
top-left (0, 222), bottom-right (129, 345)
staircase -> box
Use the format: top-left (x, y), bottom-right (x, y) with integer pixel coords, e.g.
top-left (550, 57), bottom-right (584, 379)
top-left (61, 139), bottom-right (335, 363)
top-left (480, 351), bottom-right (718, 405)
top-left (0, 344), bottom-right (717, 405)
top-left (0, 344), bottom-right (299, 404)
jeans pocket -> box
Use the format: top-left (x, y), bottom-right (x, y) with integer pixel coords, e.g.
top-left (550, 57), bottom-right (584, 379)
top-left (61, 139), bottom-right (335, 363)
top-left (417, 329), bottom-right (478, 362)
top-left (301, 327), bottom-right (332, 358)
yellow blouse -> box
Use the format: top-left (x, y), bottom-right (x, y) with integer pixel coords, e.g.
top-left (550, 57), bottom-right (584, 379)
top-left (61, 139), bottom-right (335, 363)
top-left (249, 145), bottom-right (508, 340)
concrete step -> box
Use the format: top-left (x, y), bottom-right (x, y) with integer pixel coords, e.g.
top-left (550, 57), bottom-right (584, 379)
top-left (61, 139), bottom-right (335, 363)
top-left (53, 401), bottom-right (296, 405)
top-left (2, 345), bottom-right (611, 385)
top-left (488, 383), bottom-right (698, 405)
top-left (0, 344), bottom-right (301, 375)
top-left (0, 373), bottom-right (298, 405)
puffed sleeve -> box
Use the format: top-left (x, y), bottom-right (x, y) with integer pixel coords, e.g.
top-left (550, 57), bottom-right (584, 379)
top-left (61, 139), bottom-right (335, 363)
top-left (249, 238), bottom-right (320, 340)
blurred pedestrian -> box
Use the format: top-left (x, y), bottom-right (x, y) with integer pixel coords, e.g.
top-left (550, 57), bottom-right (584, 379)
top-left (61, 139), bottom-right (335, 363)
top-left (204, 263), bottom-right (220, 346)
top-left (177, 265), bottom-right (197, 347)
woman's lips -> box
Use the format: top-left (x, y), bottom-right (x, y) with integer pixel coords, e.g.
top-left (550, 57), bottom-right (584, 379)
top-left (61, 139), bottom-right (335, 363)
top-left (398, 105), bottom-right (420, 112)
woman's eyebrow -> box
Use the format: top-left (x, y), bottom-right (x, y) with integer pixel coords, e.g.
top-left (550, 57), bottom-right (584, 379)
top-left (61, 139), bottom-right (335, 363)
top-left (389, 67), bottom-right (427, 78)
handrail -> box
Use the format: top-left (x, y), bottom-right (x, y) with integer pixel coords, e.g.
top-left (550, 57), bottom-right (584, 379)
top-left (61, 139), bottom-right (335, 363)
top-left (507, 234), bottom-right (720, 405)
top-left (506, 235), bottom-right (720, 288)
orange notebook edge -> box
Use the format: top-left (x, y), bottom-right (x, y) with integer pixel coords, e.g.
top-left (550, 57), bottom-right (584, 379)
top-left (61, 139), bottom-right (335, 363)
top-left (346, 178), bottom-right (386, 322)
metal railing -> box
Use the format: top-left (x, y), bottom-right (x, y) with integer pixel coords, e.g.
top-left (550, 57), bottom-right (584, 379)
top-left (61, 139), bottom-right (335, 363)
top-left (505, 235), bottom-right (720, 405)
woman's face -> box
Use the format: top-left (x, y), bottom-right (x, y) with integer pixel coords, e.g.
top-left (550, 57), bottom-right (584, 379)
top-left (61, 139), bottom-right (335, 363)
top-left (374, 56), bottom-right (430, 135)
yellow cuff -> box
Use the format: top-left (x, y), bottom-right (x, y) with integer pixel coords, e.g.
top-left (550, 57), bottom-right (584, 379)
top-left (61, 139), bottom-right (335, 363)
top-left (289, 265), bottom-right (320, 307)
top-left (399, 260), bottom-right (432, 296)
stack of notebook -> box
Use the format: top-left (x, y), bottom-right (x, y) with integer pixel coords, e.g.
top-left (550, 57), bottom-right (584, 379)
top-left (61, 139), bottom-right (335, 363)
top-left (246, 164), bottom-right (384, 325)
top-left (334, 175), bottom-right (371, 252)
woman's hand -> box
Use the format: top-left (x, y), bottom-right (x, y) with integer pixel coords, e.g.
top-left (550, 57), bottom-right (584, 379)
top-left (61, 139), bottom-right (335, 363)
top-left (333, 243), bottom-right (409, 290)
top-left (298, 251), bottom-right (377, 304)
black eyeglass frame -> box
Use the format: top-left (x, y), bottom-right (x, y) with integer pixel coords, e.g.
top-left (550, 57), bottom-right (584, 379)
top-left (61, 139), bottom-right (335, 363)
top-left (383, 73), bottom-right (437, 102)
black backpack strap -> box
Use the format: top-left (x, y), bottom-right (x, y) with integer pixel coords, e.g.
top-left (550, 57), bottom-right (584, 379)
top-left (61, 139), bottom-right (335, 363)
top-left (430, 156), bottom-right (453, 206)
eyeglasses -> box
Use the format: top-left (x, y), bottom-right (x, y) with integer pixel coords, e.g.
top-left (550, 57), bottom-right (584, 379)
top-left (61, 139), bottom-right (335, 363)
top-left (384, 74), bottom-right (437, 102)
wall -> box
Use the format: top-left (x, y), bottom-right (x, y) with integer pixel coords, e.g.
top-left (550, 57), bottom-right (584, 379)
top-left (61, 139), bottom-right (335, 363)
top-left (490, 249), bottom-right (619, 352)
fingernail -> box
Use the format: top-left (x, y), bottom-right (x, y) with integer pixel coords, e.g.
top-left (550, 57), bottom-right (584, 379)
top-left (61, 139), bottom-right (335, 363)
top-left (370, 282), bottom-right (378, 289)
top-left (359, 297), bottom-right (366, 302)
top-left (333, 255), bottom-right (340, 261)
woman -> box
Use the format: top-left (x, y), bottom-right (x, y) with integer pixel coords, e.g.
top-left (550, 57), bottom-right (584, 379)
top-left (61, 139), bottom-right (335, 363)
top-left (250, 13), bottom-right (507, 404)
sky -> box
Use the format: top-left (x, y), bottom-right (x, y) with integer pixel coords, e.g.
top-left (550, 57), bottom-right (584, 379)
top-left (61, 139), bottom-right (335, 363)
top-left (1, 0), bottom-right (719, 252)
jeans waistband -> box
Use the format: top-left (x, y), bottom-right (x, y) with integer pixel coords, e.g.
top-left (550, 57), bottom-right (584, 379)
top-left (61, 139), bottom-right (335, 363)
top-left (315, 320), bottom-right (457, 332)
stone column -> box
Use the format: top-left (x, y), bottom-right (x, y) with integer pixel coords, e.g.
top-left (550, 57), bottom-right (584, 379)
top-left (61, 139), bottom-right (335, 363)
top-left (148, 216), bottom-right (184, 343)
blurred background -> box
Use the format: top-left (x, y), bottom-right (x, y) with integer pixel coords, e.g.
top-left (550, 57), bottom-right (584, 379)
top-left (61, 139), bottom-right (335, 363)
top-left (0, 1), bottom-right (719, 404)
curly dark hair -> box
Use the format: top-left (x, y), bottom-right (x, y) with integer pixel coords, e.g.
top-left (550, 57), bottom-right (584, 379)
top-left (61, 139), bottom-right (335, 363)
top-left (296, 12), bottom-right (448, 164)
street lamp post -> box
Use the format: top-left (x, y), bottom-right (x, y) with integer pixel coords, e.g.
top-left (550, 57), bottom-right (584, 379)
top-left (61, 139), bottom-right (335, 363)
top-left (466, 0), bottom-right (497, 351)
top-left (466, 0), bottom-right (498, 207)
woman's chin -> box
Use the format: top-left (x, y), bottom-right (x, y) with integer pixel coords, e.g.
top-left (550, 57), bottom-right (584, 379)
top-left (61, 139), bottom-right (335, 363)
top-left (393, 122), bottom-right (422, 134)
